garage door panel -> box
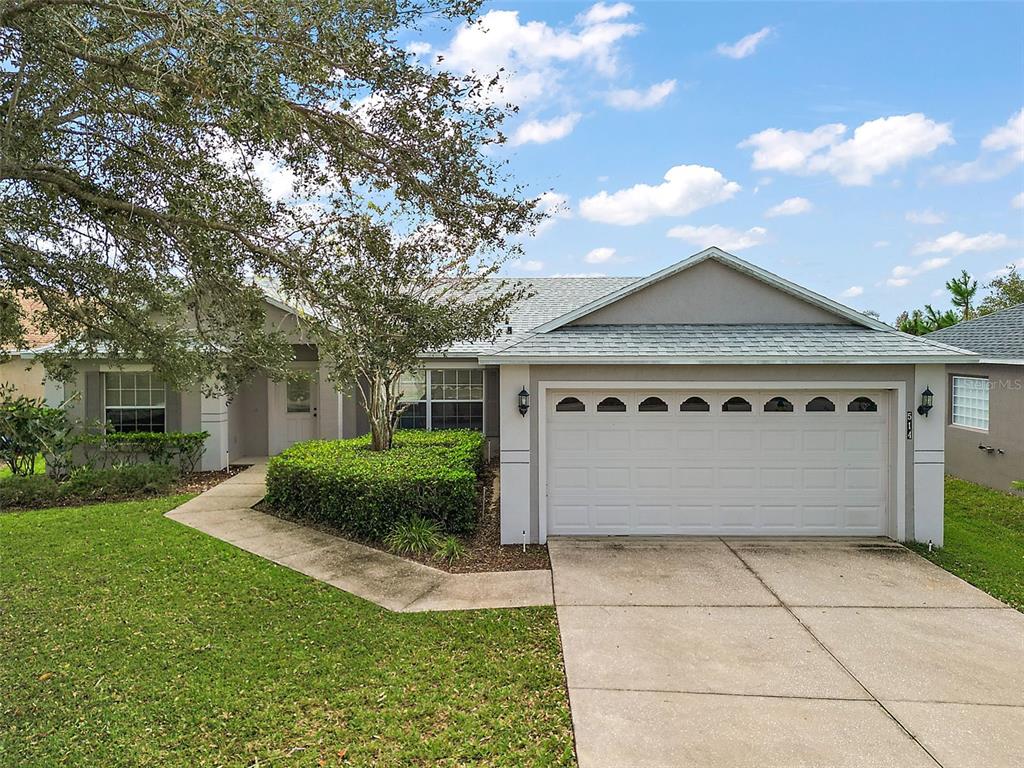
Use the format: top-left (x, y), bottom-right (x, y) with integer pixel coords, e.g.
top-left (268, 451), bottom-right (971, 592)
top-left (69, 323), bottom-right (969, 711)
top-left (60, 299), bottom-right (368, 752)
top-left (547, 389), bottom-right (890, 537)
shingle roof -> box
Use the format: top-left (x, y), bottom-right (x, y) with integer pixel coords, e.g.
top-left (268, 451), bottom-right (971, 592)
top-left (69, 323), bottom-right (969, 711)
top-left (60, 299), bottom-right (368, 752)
top-left (4, 295), bottom-right (58, 352)
top-left (481, 324), bottom-right (974, 362)
top-left (444, 277), bottom-right (637, 356)
top-left (924, 303), bottom-right (1024, 359)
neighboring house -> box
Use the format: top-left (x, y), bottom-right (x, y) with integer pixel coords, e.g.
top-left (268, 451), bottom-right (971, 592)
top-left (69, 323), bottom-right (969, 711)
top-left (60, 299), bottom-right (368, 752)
top-left (925, 303), bottom-right (1024, 492)
top-left (33, 248), bottom-right (976, 545)
top-left (1, 295), bottom-right (58, 400)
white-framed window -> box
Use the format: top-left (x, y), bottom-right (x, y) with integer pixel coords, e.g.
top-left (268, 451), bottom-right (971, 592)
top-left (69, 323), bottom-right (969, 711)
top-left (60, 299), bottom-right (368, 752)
top-left (104, 372), bottom-right (167, 433)
top-left (397, 368), bottom-right (484, 431)
top-left (951, 375), bottom-right (989, 430)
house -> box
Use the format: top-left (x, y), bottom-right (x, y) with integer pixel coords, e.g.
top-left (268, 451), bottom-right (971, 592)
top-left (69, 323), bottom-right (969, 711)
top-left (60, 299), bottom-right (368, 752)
top-left (924, 303), bottom-right (1024, 492)
top-left (1, 295), bottom-right (58, 400)
top-left (34, 248), bottom-right (976, 545)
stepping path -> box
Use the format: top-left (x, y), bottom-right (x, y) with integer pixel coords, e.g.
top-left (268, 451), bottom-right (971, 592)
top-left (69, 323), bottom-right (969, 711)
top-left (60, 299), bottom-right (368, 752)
top-left (166, 462), bottom-right (553, 612)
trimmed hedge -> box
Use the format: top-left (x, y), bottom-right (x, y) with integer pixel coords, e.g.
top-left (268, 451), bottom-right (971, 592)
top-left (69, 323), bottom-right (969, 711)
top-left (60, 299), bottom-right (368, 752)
top-left (0, 464), bottom-right (178, 509)
top-left (265, 430), bottom-right (486, 539)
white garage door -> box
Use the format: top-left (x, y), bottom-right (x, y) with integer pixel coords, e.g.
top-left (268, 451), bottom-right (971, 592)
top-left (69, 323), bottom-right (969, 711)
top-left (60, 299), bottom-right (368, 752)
top-left (546, 389), bottom-right (890, 537)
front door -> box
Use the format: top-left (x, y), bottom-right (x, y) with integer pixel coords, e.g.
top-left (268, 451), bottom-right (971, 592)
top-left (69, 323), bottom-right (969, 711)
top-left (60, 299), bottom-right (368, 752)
top-left (283, 372), bottom-right (318, 448)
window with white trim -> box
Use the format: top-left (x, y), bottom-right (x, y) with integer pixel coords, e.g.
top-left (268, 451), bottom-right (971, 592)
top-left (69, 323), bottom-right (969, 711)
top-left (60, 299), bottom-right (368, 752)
top-left (397, 368), bottom-right (484, 431)
top-left (104, 372), bottom-right (166, 433)
top-left (951, 376), bottom-right (989, 430)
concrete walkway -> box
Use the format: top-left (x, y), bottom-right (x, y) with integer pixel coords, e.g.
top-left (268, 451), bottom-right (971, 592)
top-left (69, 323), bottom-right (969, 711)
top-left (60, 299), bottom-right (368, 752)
top-left (550, 537), bottom-right (1024, 768)
top-left (166, 462), bottom-right (552, 612)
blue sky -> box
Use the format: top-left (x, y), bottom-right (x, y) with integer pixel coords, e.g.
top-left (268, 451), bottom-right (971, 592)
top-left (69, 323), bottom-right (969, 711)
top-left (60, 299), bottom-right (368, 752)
top-left (409, 1), bottom-right (1024, 321)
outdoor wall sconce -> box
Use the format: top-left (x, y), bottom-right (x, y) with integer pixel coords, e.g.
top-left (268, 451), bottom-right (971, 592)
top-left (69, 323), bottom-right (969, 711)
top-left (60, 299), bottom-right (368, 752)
top-left (518, 387), bottom-right (530, 416)
top-left (917, 386), bottom-right (934, 417)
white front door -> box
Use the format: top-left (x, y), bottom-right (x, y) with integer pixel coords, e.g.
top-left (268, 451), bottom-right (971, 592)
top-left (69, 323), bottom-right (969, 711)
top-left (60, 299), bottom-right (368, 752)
top-left (282, 372), bottom-right (318, 449)
top-left (546, 388), bottom-right (890, 537)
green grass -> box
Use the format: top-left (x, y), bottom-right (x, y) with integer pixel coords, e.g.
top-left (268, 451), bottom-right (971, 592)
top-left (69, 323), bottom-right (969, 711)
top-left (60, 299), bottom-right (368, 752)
top-left (0, 453), bottom-right (45, 478)
top-left (0, 496), bottom-right (574, 767)
top-left (909, 476), bottom-right (1024, 611)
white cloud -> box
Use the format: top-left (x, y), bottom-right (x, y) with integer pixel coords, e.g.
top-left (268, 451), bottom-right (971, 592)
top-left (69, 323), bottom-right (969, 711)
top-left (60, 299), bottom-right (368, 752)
top-left (885, 256), bottom-right (952, 287)
top-left (666, 224), bottom-right (768, 252)
top-left (584, 247), bottom-right (617, 264)
top-left (981, 107), bottom-right (1024, 152)
top-left (514, 259), bottom-right (545, 272)
top-left (765, 197), bottom-right (813, 217)
top-left (839, 286), bottom-right (864, 299)
top-left (1013, 192), bottom-right (1024, 209)
top-left (716, 27), bottom-right (773, 59)
top-left (905, 209), bottom-right (945, 224)
top-left (932, 108), bottom-right (1023, 184)
top-left (579, 164), bottom-right (740, 225)
top-left (438, 6), bottom-right (641, 107)
top-left (739, 114), bottom-right (953, 186)
top-left (873, 240), bottom-right (891, 248)
top-left (911, 231), bottom-right (1017, 256)
top-left (986, 257), bottom-right (1024, 278)
top-left (577, 1), bottom-right (634, 25)
top-left (406, 41), bottom-right (432, 56)
top-left (606, 79), bottom-right (676, 110)
top-left (510, 113), bottom-right (582, 146)
top-left (533, 190), bottom-right (572, 235)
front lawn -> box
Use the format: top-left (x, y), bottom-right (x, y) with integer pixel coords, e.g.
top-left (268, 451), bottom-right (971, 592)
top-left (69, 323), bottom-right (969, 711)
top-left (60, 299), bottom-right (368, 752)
top-left (909, 476), bottom-right (1024, 611)
top-left (0, 496), bottom-right (574, 767)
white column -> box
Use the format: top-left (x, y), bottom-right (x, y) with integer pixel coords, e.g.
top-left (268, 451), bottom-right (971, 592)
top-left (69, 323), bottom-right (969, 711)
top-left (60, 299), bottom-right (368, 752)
top-left (499, 364), bottom-right (531, 545)
top-left (912, 364), bottom-right (946, 546)
top-left (200, 385), bottom-right (229, 471)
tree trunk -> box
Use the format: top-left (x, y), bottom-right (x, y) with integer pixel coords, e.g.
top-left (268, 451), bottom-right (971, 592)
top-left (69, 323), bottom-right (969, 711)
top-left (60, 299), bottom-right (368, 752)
top-left (365, 373), bottom-right (399, 451)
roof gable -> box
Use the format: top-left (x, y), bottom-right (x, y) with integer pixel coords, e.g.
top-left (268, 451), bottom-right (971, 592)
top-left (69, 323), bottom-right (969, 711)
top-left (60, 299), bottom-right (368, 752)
top-left (534, 247), bottom-right (892, 333)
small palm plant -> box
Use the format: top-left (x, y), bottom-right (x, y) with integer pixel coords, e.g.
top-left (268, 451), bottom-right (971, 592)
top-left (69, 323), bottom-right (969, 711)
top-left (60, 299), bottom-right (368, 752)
top-left (434, 535), bottom-right (467, 566)
top-left (384, 515), bottom-right (441, 555)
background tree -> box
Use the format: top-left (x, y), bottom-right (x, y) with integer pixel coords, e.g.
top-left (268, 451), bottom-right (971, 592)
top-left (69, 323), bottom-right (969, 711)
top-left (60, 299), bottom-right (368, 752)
top-left (286, 218), bottom-right (530, 451)
top-left (945, 270), bottom-right (978, 321)
top-left (0, 0), bottom-right (536, 394)
top-left (979, 265), bottom-right (1024, 314)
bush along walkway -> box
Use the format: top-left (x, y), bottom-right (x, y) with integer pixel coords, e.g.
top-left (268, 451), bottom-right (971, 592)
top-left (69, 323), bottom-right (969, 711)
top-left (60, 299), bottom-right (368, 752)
top-left (166, 462), bottom-right (554, 612)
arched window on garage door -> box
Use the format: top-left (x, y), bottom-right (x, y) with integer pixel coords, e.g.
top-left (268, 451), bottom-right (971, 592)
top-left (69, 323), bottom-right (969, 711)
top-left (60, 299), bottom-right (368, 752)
top-left (764, 396), bottom-right (794, 413)
top-left (722, 396), bottom-right (752, 412)
top-left (638, 396), bottom-right (668, 412)
top-left (848, 396), bottom-right (878, 412)
top-left (596, 396), bottom-right (627, 412)
top-left (680, 396), bottom-right (710, 412)
top-left (555, 396), bottom-right (586, 412)
top-left (806, 396), bottom-right (836, 412)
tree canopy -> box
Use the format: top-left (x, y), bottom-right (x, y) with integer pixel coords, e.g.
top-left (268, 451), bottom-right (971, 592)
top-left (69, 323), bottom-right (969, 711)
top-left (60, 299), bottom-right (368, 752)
top-left (1, 0), bottom-right (537, 392)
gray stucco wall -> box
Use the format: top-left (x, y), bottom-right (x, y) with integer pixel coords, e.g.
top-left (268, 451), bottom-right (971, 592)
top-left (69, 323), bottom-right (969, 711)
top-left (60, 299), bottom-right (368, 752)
top-left (944, 363), bottom-right (1024, 492)
top-left (571, 259), bottom-right (852, 326)
top-left (524, 363), bottom-right (918, 541)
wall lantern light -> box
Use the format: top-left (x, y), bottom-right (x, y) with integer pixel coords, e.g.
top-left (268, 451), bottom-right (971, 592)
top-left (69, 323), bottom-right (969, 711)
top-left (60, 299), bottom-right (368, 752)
top-left (917, 386), bottom-right (934, 417)
top-left (518, 387), bottom-right (530, 416)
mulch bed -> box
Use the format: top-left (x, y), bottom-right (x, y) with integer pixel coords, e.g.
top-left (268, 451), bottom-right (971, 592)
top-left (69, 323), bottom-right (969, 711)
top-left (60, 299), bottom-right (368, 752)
top-left (260, 460), bottom-right (550, 574)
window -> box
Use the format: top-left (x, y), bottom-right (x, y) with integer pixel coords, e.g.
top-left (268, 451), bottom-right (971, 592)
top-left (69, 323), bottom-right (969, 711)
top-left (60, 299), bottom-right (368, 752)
top-left (397, 368), bottom-right (484, 431)
top-left (596, 396), bottom-right (626, 412)
top-left (397, 370), bottom-right (427, 429)
top-left (848, 396), bottom-right (878, 413)
top-left (952, 376), bottom-right (989, 430)
top-left (680, 396), bottom-right (710, 412)
top-left (764, 396), bottom-right (794, 413)
top-left (638, 396), bottom-right (668, 412)
top-left (722, 396), bottom-right (751, 412)
top-left (287, 377), bottom-right (312, 413)
top-left (555, 396), bottom-right (586, 412)
top-left (104, 372), bottom-right (166, 433)
top-left (806, 396), bottom-right (835, 413)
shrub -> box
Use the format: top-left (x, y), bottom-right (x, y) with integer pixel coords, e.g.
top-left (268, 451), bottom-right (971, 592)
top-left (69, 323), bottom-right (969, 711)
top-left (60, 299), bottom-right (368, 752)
top-left (0, 463), bottom-right (177, 509)
top-left (77, 431), bottom-right (208, 472)
top-left (61, 464), bottom-right (178, 501)
top-left (385, 515), bottom-right (442, 555)
top-left (0, 384), bottom-right (74, 477)
top-left (0, 474), bottom-right (60, 508)
top-left (265, 430), bottom-right (485, 539)
top-left (434, 535), bottom-right (466, 566)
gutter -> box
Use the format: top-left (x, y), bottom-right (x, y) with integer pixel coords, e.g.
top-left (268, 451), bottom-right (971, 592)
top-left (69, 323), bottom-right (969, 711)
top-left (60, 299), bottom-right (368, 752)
top-left (475, 354), bottom-right (983, 366)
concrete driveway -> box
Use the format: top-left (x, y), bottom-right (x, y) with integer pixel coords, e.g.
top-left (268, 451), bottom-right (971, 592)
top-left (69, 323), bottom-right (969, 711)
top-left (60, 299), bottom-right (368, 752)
top-left (549, 537), bottom-right (1024, 768)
